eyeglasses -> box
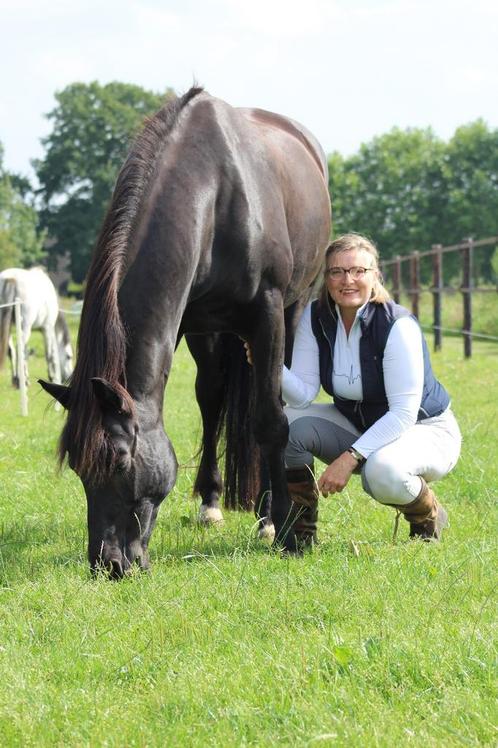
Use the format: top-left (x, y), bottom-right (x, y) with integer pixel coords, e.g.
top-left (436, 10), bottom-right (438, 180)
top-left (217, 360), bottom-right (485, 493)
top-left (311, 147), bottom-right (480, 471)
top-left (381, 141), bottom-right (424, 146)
top-left (325, 266), bottom-right (373, 280)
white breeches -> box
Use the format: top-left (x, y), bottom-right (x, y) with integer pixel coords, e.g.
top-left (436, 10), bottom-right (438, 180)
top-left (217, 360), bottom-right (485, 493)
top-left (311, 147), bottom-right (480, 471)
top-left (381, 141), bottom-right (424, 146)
top-left (285, 404), bottom-right (462, 505)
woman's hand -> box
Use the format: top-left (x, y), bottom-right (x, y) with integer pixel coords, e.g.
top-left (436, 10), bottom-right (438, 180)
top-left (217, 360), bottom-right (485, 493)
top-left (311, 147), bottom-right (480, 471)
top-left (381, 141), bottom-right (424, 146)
top-left (317, 451), bottom-right (358, 497)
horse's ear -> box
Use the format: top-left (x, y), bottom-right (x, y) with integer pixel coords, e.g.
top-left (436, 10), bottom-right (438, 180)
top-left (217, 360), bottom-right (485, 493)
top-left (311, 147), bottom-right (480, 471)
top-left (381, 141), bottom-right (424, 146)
top-left (38, 379), bottom-right (72, 409)
top-left (91, 377), bottom-right (125, 413)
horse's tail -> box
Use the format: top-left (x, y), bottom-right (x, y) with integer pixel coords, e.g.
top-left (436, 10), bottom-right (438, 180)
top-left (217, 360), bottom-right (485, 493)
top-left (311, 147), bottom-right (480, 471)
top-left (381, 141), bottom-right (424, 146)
top-left (218, 334), bottom-right (260, 511)
top-left (0, 278), bottom-right (16, 369)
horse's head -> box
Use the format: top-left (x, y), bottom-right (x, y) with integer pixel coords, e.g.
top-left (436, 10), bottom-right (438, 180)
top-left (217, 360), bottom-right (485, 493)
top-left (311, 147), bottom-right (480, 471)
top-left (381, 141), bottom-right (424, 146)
top-left (39, 377), bottom-right (177, 578)
top-left (58, 339), bottom-right (73, 381)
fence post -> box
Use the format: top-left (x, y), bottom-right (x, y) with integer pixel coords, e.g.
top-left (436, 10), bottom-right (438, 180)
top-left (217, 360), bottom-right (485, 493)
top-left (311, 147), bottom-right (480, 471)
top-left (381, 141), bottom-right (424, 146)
top-left (410, 251), bottom-right (420, 318)
top-left (392, 255), bottom-right (401, 304)
top-left (14, 297), bottom-right (28, 416)
top-left (462, 238), bottom-right (473, 358)
top-left (432, 244), bottom-right (443, 351)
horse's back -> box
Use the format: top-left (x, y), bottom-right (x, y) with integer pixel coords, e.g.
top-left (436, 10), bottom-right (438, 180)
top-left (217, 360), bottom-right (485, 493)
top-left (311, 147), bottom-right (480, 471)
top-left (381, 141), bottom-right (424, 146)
top-left (182, 94), bottom-right (330, 281)
top-left (0, 267), bottom-right (59, 328)
top-left (237, 106), bottom-right (328, 182)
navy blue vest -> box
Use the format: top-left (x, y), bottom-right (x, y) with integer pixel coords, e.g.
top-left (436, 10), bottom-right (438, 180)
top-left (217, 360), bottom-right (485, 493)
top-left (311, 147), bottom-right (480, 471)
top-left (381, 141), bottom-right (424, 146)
top-left (310, 299), bottom-right (450, 432)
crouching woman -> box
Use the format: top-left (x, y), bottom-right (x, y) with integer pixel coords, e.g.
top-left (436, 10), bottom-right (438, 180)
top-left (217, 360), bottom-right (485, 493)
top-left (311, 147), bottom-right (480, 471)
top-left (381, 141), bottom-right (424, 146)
top-left (282, 233), bottom-right (462, 545)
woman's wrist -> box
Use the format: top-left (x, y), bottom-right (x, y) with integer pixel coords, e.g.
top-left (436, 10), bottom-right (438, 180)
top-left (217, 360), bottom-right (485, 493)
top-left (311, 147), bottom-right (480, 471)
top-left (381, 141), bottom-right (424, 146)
top-left (347, 447), bottom-right (365, 465)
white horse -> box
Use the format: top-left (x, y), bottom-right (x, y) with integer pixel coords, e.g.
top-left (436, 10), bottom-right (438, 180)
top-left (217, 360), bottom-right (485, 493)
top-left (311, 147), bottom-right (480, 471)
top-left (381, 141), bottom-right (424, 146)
top-left (0, 267), bottom-right (73, 387)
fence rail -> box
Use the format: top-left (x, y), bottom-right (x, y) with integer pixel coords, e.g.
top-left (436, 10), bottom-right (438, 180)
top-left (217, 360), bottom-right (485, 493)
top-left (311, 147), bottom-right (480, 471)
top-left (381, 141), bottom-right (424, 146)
top-left (381, 236), bottom-right (498, 357)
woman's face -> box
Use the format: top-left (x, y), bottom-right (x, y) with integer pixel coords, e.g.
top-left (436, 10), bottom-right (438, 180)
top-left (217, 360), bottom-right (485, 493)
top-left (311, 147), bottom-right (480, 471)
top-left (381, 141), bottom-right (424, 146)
top-left (325, 248), bottom-right (378, 313)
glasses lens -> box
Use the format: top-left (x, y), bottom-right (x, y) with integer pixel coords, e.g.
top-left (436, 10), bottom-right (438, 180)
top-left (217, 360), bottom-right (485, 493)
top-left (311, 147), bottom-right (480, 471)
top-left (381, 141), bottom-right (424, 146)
top-left (350, 267), bottom-right (366, 279)
top-left (327, 268), bottom-right (344, 279)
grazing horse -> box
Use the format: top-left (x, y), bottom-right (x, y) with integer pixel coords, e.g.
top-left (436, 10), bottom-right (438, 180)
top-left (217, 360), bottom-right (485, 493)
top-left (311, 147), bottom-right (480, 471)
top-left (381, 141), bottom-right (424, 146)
top-left (40, 88), bottom-right (331, 577)
top-left (0, 267), bottom-right (73, 386)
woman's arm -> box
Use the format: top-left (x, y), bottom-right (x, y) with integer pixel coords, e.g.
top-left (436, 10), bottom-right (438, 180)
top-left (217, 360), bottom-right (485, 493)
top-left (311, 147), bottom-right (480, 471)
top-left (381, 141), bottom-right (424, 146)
top-left (352, 316), bottom-right (424, 458)
top-left (281, 304), bottom-right (321, 408)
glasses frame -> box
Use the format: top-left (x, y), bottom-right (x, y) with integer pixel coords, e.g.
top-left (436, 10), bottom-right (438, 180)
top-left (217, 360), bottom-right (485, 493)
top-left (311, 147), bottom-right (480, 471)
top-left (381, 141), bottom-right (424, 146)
top-left (325, 266), bottom-right (374, 281)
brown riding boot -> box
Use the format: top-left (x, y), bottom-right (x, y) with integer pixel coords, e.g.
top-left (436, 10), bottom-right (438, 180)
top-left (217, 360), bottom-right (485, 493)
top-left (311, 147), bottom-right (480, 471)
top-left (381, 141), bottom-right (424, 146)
top-left (286, 465), bottom-right (319, 547)
top-left (398, 478), bottom-right (449, 541)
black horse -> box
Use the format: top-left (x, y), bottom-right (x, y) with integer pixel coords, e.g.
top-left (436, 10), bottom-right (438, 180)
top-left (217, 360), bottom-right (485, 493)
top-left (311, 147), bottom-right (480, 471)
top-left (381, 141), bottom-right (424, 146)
top-left (40, 87), bottom-right (331, 576)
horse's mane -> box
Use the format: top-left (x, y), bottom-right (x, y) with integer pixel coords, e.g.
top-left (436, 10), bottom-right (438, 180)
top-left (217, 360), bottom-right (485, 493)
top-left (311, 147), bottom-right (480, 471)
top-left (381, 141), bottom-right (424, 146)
top-left (59, 86), bottom-right (204, 481)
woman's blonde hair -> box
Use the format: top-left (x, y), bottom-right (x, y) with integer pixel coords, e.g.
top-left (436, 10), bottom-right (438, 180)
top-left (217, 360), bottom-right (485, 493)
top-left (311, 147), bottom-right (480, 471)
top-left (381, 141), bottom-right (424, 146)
top-left (319, 232), bottom-right (391, 308)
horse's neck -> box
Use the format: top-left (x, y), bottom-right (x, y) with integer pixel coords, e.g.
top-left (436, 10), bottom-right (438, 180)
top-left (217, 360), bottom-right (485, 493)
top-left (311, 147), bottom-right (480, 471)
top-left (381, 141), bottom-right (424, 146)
top-left (119, 268), bottom-right (191, 406)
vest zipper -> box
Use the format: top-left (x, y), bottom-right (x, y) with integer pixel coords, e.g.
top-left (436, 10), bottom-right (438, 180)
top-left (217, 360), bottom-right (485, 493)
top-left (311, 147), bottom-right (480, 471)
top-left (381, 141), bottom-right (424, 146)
top-left (319, 318), bottom-right (335, 390)
top-left (354, 399), bottom-right (367, 429)
top-left (320, 317), bottom-right (366, 427)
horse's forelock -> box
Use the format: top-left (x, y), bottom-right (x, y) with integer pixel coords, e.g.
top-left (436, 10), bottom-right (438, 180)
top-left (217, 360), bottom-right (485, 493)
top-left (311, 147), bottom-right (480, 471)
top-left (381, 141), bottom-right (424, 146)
top-left (59, 379), bottom-right (136, 482)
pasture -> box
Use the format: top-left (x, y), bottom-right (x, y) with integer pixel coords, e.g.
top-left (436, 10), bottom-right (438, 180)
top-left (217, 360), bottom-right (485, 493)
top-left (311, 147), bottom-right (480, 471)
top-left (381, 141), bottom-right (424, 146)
top-left (0, 314), bottom-right (496, 746)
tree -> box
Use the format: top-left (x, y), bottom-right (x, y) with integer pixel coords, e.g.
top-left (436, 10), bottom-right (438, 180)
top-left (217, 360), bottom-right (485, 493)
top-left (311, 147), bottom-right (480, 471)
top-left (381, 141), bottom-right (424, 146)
top-left (328, 121), bottom-right (498, 281)
top-left (0, 143), bottom-right (46, 269)
top-left (36, 81), bottom-right (173, 281)
top-left (444, 120), bottom-right (498, 280)
top-left (328, 128), bottom-right (448, 259)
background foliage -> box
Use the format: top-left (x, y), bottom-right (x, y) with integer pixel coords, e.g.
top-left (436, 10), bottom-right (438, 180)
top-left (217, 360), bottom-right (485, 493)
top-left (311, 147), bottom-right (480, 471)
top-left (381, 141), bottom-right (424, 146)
top-left (328, 121), bottom-right (498, 280)
top-left (34, 81), bottom-right (173, 281)
top-left (0, 145), bottom-right (46, 269)
top-left (1, 81), bottom-right (497, 285)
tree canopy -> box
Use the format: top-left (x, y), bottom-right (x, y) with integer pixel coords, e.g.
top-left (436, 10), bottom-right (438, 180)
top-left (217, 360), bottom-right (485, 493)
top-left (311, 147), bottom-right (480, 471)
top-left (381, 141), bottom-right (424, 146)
top-left (0, 143), bottom-right (46, 269)
top-left (328, 120), bottom-right (498, 280)
top-left (36, 81), bottom-right (173, 281)
top-left (32, 80), bottom-right (498, 283)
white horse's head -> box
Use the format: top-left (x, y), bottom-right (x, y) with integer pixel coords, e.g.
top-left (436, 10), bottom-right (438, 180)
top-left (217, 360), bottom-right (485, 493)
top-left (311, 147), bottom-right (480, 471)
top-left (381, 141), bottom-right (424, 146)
top-left (55, 311), bottom-right (74, 381)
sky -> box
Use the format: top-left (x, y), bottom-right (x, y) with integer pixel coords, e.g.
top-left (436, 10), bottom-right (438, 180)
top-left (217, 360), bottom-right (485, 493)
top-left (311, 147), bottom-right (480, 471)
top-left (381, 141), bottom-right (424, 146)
top-left (1, 0), bottom-right (497, 181)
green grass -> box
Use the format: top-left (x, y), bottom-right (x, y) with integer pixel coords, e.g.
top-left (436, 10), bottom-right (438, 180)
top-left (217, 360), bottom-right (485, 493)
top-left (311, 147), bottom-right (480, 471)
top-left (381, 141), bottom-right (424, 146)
top-left (0, 320), bottom-right (496, 746)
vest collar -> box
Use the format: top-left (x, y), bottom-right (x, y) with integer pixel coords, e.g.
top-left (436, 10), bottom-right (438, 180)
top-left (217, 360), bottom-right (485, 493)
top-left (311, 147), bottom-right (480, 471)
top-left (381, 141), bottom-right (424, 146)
top-left (322, 294), bottom-right (378, 330)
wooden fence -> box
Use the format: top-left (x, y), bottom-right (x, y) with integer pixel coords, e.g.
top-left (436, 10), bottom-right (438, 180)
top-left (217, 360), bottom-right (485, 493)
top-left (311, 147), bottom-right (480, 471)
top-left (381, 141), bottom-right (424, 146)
top-left (381, 236), bottom-right (498, 357)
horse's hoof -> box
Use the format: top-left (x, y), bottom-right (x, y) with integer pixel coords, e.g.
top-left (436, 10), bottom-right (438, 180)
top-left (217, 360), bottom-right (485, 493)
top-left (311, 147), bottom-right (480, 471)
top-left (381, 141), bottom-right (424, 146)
top-left (198, 505), bottom-right (224, 525)
top-left (272, 532), bottom-right (302, 556)
top-left (274, 543), bottom-right (303, 558)
top-left (258, 523), bottom-right (275, 542)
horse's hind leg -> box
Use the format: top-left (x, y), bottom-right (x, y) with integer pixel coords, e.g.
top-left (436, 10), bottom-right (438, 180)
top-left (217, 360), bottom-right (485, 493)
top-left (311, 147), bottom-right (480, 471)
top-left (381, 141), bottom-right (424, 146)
top-left (7, 335), bottom-right (18, 388)
top-left (249, 287), bottom-right (297, 553)
top-left (255, 460), bottom-right (275, 541)
top-left (254, 296), bottom-right (311, 542)
top-left (186, 333), bottom-right (225, 524)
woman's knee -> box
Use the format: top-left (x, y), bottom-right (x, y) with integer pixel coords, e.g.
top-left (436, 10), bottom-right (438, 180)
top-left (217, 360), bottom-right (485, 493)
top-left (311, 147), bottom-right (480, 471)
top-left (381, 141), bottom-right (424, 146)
top-left (362, 451), bottom-right (410, 504)
top-left (285, 417), bottom-right (316, 466)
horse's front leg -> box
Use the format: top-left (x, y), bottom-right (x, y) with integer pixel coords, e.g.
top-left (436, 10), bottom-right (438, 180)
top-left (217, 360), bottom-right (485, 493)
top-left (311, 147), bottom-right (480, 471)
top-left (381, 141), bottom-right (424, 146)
top-left (186, 333), bottom-right (224, 524)
top-left (251, 288), bottom-right (298, 554)
top-left (19, 322), bottom-right (33, 388)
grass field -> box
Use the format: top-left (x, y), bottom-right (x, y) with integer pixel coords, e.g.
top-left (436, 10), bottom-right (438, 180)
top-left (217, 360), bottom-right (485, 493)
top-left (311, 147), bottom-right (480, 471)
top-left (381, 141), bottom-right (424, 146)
top-left (0, 315), bottom-right (496, 746)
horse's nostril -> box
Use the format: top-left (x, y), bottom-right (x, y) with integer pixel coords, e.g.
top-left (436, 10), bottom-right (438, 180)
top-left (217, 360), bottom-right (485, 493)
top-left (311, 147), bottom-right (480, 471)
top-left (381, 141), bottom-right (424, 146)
top-left (108, 558), bottom-right (124, 579)
top-left (91, 553), bottom-right (125, 580)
